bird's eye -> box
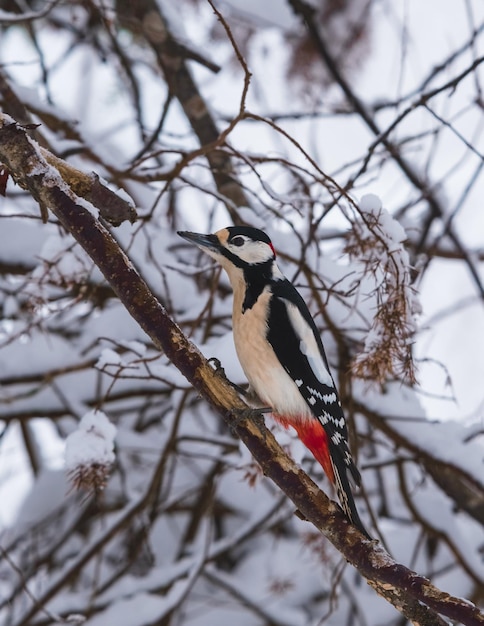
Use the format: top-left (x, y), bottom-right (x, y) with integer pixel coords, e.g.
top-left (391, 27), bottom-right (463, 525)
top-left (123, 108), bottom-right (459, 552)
top-left (231, 236), bottom-right (245, 247)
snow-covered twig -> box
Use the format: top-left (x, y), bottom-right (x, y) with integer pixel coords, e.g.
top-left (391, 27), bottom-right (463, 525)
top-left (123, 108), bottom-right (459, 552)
top-left (346, 194), bottom-right (421, 385)
top-left (1, 121), bottom-right (482, 626)
top-left (65, 410), bottom-right (116, 493)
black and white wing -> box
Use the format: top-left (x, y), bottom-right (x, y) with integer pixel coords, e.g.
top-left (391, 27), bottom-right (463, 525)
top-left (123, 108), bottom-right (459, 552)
top-left (266, 279), bottom-right (370, 535)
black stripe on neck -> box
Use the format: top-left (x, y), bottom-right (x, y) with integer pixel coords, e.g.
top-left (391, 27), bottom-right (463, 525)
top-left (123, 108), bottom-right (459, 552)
top-left (242, 261), bottom-right (274, 312)
top-left (220, 247), bottom-right (247, 269)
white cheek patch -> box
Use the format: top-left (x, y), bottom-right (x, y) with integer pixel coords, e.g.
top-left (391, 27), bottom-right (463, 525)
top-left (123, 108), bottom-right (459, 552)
top-left (233, 241), bottom-right (274, 264)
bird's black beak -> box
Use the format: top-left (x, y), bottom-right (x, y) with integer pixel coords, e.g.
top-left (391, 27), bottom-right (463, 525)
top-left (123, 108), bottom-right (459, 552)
top-left (177, 231), bottom-right (221, 252)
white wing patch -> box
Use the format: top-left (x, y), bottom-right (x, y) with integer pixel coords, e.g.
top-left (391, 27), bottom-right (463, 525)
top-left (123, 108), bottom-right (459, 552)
top-left (286, 303), bottom-right (333, 387)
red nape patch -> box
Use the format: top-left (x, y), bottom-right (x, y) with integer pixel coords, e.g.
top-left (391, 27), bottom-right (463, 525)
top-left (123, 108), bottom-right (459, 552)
top-left (273, 415), bottom-right (334, 484)
top-left (269, 242), bottom-right (276, 257)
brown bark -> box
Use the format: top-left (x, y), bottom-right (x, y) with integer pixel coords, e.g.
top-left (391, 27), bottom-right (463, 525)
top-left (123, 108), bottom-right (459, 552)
top-left (1, 115), bottom-right (483, 626)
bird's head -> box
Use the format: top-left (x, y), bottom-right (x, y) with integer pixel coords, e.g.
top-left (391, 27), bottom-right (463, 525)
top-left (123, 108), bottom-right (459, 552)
top-left (178, 226), bottom-right (276, 274)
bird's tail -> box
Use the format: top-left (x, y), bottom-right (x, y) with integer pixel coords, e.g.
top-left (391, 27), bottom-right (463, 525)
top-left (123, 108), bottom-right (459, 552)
top-left (277, 416), bottom-right (371, 538)
top-left (328, 450), bottom-right (371, 539)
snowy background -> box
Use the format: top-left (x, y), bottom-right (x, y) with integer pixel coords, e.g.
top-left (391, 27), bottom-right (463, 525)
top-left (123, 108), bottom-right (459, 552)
top-left (0, 0), bottom-right (483, 624)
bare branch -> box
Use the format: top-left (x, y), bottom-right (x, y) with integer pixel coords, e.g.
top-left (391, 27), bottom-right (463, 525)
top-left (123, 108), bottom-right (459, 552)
top-left (0, 0), bottom-right (62, 24)
top-left (1, 115), bottom-right (483, 626)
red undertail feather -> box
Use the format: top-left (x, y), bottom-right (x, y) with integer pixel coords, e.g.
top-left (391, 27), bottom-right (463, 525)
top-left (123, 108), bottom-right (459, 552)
top-left (274, 415), bottom-right (335, 485)
top-left (274, 413), bottom-right (371, 539)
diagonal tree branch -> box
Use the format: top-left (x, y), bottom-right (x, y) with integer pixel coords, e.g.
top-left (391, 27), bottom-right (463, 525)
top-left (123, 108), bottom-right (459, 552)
top-left (1, 115), bottom-right (483, 626)
top-left (0, 70), bottom-right (136, 226)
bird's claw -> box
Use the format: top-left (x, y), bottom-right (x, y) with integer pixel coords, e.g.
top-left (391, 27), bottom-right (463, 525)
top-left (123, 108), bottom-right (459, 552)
top-left (229, 406), bottom-right (272, 432)
top-left (206, 357), bottom-right (272, 430)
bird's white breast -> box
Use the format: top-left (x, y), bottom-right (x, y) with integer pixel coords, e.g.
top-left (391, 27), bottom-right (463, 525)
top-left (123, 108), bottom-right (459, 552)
top-left (232, 288), bottom-right (312, 420)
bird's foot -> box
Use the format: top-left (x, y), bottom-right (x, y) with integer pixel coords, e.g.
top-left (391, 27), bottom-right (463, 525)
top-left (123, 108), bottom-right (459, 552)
top-left (229, 406), bottom-right (273, 432)
top-left (206, 358), bottom-right (272, 430)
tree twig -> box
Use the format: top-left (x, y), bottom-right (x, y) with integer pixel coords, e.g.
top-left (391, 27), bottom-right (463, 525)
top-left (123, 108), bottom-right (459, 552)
top-left (1, 115), bottom-right (483, 626)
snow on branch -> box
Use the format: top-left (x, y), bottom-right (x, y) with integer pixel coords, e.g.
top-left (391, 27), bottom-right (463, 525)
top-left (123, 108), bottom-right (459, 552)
top-left (0, 114), bottom-right (136, 226)
top-left (346, 194), bottom-right (421, 386)
top-left (65, 410), bottom-right (116, 493)
top-left (1, 121), bottom-right (481, 626)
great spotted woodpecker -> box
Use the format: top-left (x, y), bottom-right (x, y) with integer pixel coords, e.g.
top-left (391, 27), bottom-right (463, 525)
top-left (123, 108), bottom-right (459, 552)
top-left (178, 226), bottom-right (370, 537)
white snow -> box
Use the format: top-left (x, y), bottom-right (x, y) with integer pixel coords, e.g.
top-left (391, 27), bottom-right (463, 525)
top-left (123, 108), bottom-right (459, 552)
top-left (359, 193), bottom-right (382, 214)
top-left (348, 195), bottom-right (422, 381)
top-left (1, 2), bottom-right (484, 623)
top-left (65, 410), bottom-right (116, 470)
top-left (96, 348), bottom-right (123, 370)
top-left (85, 588), bottom-right (186, 626)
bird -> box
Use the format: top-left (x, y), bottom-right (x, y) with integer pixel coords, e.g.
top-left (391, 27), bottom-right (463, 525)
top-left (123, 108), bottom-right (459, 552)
top-left (178, 226), bottom-right (370, 537)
